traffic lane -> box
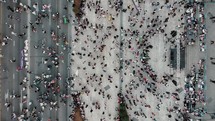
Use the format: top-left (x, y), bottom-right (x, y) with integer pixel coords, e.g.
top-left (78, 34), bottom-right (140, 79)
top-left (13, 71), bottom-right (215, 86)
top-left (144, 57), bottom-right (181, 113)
top-left (28, 20), bottom-right (47, 121)
top-left (1, 2), bottom-right (15, 120)
top-left (27, 31), bottom-right (42, 116)
top-left (0, 54), bottom-right (13, 120)
top-left (33, 10), bottom-right (50, 121)
top-left (27, 55), bottom-right (50, 117)
top-left (49, 0), bottom-right (65, 120)
top-left (26, 1), bottom-right (46, 119)
top-left (34, 0), bottom-right (59, 120)
top-left (58, 49), bottom-right (68, 119)
top-left (58, 45), bottom-right (69, 120)
top-left (57, 0), bottom-right (69, 120)
top-left (42, 0), bottom-right (58, 120)
top-left (3, 1), bottom-right (20, 116)
top-left (2, 0), bottom-right (26, 119)
top-left (51, 1), bottom-right (67, 120)
top-left (27, 51), bottom-right (49, 120)
top-left (60, 3), bottom-right (76, 121)
top-left (12, 4), bottom-right (28, 114)
top-left (18, 0), bottom-right (33, 116)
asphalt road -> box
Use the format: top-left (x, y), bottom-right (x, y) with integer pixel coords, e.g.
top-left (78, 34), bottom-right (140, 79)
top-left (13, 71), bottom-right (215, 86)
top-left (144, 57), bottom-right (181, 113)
top-left (1, 0), bottom-right (73, 120)
top-left (1, 0), bottom-right (24, 120)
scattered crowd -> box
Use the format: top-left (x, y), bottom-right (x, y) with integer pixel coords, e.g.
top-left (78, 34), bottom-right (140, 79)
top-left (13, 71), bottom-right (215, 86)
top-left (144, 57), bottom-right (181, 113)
top-left (1, 0), bottom-right (212, 121)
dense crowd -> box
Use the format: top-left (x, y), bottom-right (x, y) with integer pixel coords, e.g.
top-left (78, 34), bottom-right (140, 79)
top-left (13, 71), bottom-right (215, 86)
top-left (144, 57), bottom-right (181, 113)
top-left (184, 59), bottom-right (206, 117)
top-left (183, 0), bottom-right (209, 120)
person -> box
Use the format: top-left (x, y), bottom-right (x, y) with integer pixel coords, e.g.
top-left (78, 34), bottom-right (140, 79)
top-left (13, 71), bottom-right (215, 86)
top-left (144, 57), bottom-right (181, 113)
top-left (64, 6), bottom-right (68, 10)
top-left (10, 58), bottom-right (16, 63)
top-left (34, 45), bottom-right (38, 49)
top-left (23, 25), bottom-right (28, 29)
top-left (2, 68), bottom-right (7, 72)
top-left (0, 0), bottom-right (6, 3)
top-left (210, 79), bottom-right (215, 84)
top-left (210, 57), bottom-right (215, 60)
top-left (2, 41), bottom-right (8, 46)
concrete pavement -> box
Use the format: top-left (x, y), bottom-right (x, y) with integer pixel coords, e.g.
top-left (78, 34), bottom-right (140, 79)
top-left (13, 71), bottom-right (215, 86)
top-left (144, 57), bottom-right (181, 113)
top-left (204, 2), bottom-right (215, 114)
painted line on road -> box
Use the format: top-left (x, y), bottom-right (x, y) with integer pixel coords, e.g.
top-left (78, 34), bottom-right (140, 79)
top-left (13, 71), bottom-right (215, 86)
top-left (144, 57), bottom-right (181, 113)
top-left (26, 0), bottom-right (31, 117)
top-left (49, 7), bottom-right (51, 26)
top-left (12, 73), bottom-right (15, 79)
top-left (42, 57), bottom-right (44, 64)
top-left (13, 40), bottom-right (15, 46)
top-left (20, 90), bottom-right (23, 112)
top-left (5, 90), bottom-right (9, 101)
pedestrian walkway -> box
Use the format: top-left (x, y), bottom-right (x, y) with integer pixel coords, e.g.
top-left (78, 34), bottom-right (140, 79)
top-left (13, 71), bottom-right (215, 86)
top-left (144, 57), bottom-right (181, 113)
top-left (70, 0), bottom-right (187, 121)
top-left (204, 2), bottom-right (215, 114)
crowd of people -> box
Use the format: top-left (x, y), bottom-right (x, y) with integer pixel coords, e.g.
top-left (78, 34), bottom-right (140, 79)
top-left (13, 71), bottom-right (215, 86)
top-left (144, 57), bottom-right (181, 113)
top-left (184, 1), bottom-right (207, 50)
top-left (1, 0), bottom-right (212, 120)
top-left (2, 0), bottom-right (76, 120)
top-left (184, 1), bottom-right (199, 46)
top-left (183, 0), bottom-right (209, 119)
top-left (184, 59), bottom-right (206, 117)
top-left (67, 0), bottom-right (187, 120)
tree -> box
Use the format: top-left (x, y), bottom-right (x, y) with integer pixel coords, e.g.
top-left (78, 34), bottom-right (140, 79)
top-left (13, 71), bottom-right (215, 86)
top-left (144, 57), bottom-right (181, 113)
top-left (119, 98), bottom-right (129, 121)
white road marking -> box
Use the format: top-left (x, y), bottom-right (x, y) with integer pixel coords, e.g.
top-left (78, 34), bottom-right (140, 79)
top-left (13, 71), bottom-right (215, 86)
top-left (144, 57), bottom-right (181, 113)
top-left (12, 73), bottom-right (15, 79)
top-left (20, 90), bottom-right (22, 111)
top-left (5, 90), bottom-right (9, 100)
top-left (13, 24), bottom-right (15, 29)
top-left (42, 57), bottom-right (44, 63)
top-left (26, 0), bottom-right (31, 115)
top-left (13, 40), bottom-right (15, 46)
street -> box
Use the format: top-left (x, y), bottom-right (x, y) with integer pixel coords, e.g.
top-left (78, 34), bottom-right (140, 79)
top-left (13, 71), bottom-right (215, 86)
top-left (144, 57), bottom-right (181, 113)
top-left (1, 0), bottom-right (73, 120)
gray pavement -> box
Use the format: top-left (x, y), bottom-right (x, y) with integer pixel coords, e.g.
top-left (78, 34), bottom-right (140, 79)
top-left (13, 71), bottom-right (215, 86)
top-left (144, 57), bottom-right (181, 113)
top-left (1, 0), bottom-right (73, 120)
top-left (204, 2), bottom-right (215, 113)
top-left (1, 0), bottom-right (24, 120)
